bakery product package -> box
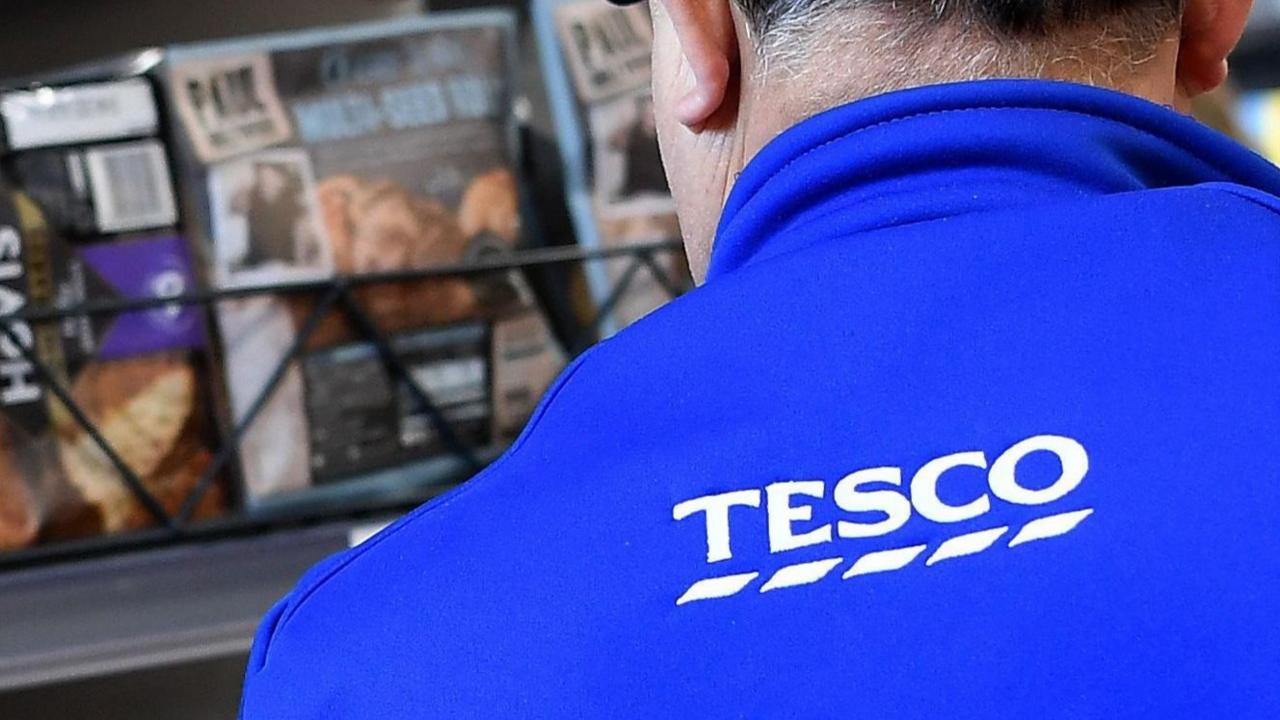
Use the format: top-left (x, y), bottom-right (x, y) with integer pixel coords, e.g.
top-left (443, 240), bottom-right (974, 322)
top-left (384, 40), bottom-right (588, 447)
top-left (532, 0), bottom-right (684, 334)
top-left (0, 54), bottom-right (177, 240)
top-left (0, 52), bottom-right (225, 549)
top-left (162, 13), bottom-right (566, 507)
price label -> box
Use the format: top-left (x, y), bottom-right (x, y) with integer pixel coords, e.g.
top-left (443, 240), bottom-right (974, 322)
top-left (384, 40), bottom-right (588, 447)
top-left (1, 79), bottom-right (158, 150)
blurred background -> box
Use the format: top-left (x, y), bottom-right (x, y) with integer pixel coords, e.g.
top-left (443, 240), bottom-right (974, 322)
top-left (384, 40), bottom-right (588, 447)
top-left (0, 1), bottom-right (1275, 717)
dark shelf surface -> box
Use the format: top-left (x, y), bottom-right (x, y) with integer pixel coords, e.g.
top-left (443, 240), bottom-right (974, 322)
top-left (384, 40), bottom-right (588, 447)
top-left (0, 514), bottom-right (395, 692)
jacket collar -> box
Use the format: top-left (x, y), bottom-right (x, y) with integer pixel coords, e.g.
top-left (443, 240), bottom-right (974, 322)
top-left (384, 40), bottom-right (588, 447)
top-left (708, 79), bottom-right (1280, 281)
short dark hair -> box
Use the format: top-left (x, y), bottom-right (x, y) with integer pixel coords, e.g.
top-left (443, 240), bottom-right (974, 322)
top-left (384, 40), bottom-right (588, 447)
top-left (734, 0), bottom-right (1183, 38)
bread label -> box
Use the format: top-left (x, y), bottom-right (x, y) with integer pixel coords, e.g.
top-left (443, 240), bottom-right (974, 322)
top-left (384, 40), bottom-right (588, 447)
top-left (302, 322), bottom-right (491, 483)
top-left (553, 2), bottom-right (652, 104)
top-left (206, 148), bottom-right (335, 289)
top-left (171, 53), bottom-right (293, 163)
top-left (0, 202), bottom-right (42, 411)
top-left (71, 235), bottom-right (204, 360)
top-left (1, 78), bottom-right (158, 151)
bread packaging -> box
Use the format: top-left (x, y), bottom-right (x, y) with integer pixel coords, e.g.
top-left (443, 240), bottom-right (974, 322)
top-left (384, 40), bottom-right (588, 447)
top-left (162, 13), bottom-right (566, 505)
top-left (0, 54), bottom-right (224, 549)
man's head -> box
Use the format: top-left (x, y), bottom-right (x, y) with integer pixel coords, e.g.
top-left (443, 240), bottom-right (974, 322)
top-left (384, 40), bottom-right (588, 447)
top-left (624, 0), bottom-right (1254, 280)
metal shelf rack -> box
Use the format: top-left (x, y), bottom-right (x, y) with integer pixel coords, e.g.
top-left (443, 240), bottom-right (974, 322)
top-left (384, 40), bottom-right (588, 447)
top-left (0, 239), bottom-right (688, 690)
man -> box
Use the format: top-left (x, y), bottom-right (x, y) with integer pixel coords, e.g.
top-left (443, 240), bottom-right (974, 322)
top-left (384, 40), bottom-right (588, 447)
top-left (240, 0), bottom-right (1280, 716)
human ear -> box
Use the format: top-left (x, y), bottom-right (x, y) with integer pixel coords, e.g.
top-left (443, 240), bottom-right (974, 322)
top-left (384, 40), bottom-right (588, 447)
top-left (1177, 0), bottom-right (1254, 96)
top-left (656, 0), bottom-right (739, 126)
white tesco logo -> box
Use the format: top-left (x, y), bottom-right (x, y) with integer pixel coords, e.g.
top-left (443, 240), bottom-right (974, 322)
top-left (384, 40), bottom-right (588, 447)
top-left (674, 434), bottom-right (1089, 563)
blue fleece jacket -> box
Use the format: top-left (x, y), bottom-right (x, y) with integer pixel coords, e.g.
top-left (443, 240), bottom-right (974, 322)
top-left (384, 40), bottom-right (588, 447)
top-left (240, 79), bottom-right (1280, 718)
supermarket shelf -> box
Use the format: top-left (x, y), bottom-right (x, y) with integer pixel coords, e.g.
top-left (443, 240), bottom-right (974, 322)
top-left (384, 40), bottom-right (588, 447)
top-left (0, 237), bottom-right (686, 691)
top-left (0, 442), bottom-right (506, 572)
top-left (0, 239), bottom-right (682, 572)
top-left (0, 441), bottom-right (508, 691)
top-left (0, 513), bottom-right (397, 692)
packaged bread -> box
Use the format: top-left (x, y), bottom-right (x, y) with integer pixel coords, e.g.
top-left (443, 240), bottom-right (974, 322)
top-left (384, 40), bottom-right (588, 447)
top-left (164, 13), bottom-right (568, 502)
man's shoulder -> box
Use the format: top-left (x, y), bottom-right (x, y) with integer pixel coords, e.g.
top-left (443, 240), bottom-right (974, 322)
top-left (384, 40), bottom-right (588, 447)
top-left (237, 181), bottom-right (1280, 717)
top-left (235, 332), bottom-right (684, 714)
top-left (246, 176), bottom-right (1280, 634)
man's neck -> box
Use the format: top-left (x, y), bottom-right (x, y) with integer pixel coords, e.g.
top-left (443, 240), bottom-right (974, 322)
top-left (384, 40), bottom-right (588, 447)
top-left (733, 19), bottom-right (1183, 174)
top-left (709, 79), bottom-right (1280, 281)
top-left (679, 16), bottom-right (1184, 281)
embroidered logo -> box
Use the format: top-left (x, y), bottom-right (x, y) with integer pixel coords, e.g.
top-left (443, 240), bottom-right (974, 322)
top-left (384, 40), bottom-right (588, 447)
top-left (672, 434), bottom-right (1093, 605)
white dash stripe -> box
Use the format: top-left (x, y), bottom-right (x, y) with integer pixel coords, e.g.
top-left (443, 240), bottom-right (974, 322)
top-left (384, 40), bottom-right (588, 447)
top-left (926, 526), bottom-right (1009, 566)
top-left (842, 544), bottom-right (928, 579)
top-left (1009, 508), bottom-right (1094, 548)
top-left (676, 572), bottom-right (760, 606)
top-left (760, 557), bottom-right (845, 593)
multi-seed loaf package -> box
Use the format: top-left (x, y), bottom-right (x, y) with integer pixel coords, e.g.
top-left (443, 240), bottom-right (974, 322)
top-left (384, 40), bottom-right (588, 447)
top-left (163, 13), bottom-right (565, 506)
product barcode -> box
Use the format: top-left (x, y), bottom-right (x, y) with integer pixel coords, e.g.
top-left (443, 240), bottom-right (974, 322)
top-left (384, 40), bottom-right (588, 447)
top-left (85, 140), bottom-right (179, 233)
